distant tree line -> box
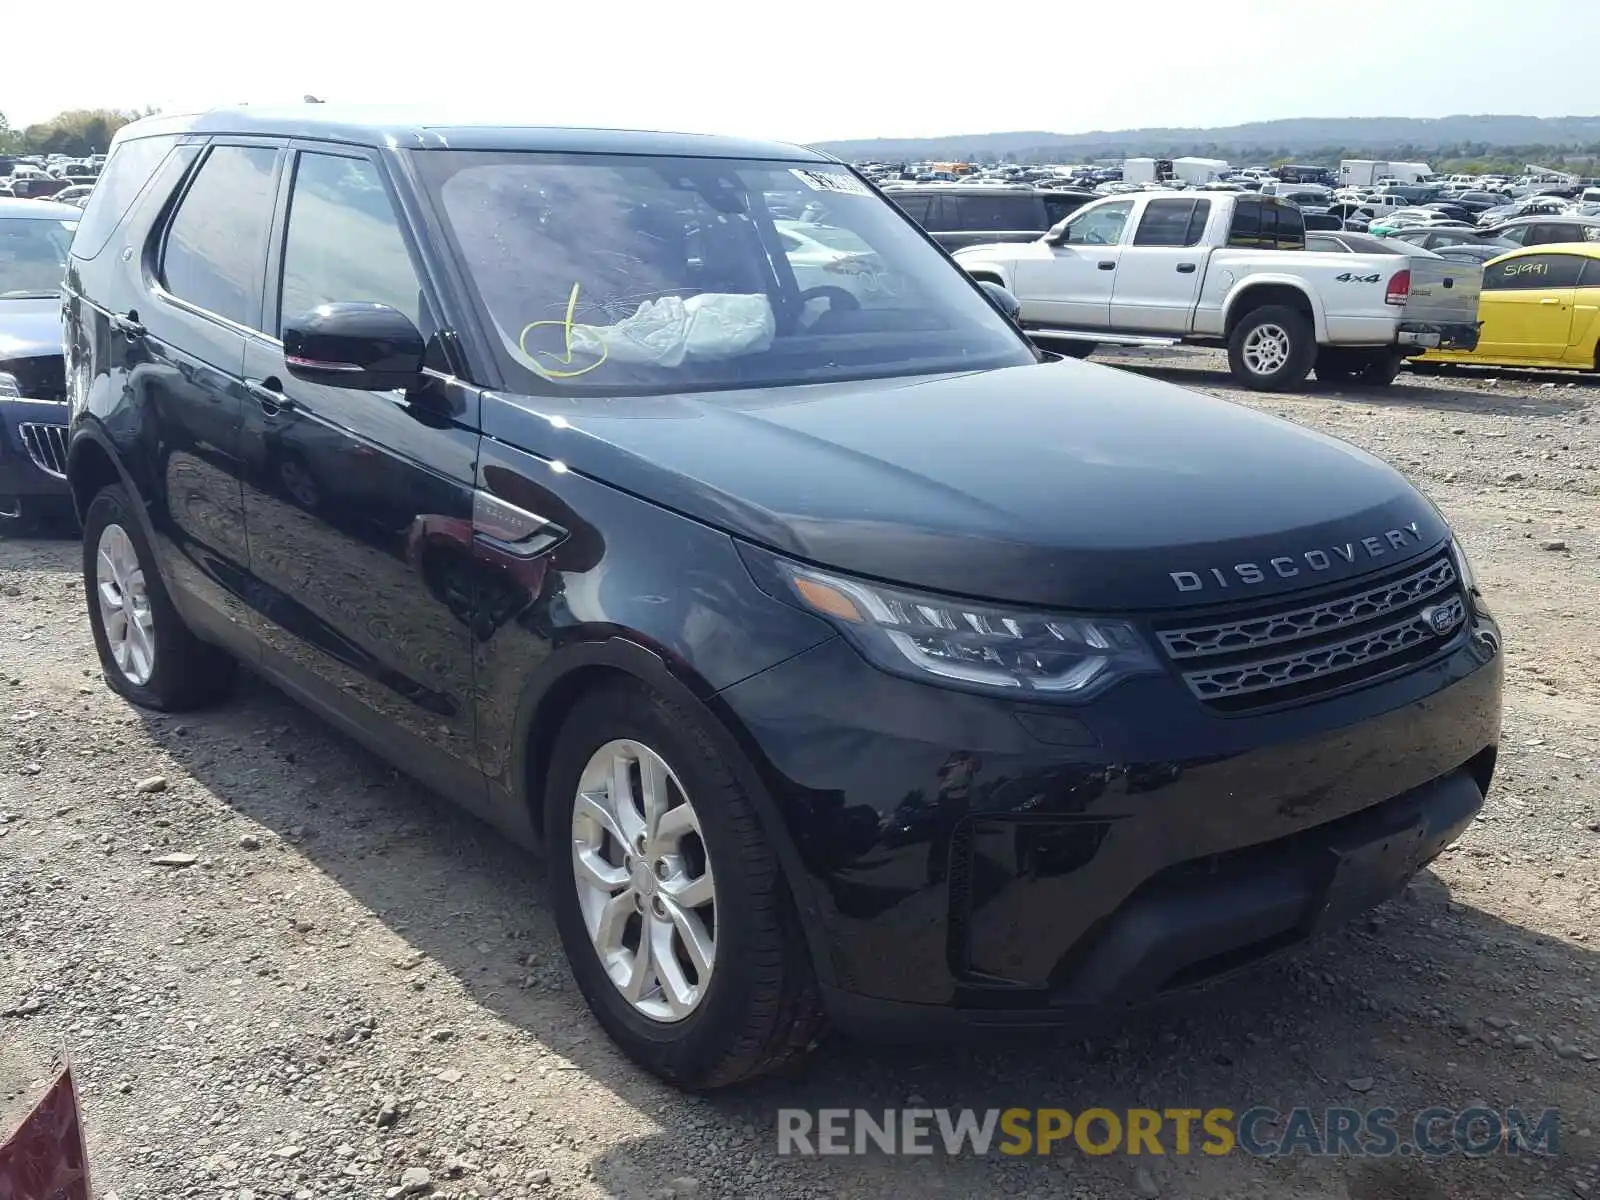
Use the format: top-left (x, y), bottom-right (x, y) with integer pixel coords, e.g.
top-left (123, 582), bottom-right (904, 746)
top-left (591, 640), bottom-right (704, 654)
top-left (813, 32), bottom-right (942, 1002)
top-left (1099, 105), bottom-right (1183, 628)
top-left (0, 109), bottom-right (155, 158)
top-left (968, 142), bottom-right (1600, 175)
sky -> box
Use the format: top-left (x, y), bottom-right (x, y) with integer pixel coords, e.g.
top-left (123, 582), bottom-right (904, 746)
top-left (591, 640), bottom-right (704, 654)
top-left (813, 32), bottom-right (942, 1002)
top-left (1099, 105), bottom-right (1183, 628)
top-left (4, 0), bottom-right (1597, 144)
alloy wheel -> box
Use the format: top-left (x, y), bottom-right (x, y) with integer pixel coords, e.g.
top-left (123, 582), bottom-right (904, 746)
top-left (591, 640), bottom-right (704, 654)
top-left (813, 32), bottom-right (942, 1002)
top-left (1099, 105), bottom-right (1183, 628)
top-left (570, 739), bottom-right (717, 1023)
top-left (95, 522), bottom-right (156, 685)
top-left (1242, 323), bottom-right (1292, 376)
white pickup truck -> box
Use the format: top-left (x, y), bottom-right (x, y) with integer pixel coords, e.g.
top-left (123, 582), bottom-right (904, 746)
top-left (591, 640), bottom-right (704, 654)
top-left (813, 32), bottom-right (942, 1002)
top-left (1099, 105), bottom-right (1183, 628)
top-left (953, 191), bottom-right (1482, 390)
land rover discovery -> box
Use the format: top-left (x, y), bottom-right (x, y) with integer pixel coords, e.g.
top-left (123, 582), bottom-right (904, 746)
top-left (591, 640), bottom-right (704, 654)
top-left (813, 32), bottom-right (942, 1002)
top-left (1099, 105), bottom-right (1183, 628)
top-left (62, 108), bottom-right (1502, 1089)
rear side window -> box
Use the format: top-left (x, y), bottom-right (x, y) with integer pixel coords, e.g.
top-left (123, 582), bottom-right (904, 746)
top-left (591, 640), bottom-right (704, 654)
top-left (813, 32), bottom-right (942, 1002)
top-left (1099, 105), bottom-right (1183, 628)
top-left (159, 144), bottom-right (280, 327)
top-left (1263, 201), bottom-right (1305, 249)
top-left (278, 152), bottom-right (425, 333)
top-left (889, 194), bottom-right (934, 225)
top-left (70, 135), bottom-right (177, 260)
top-left (1227, 200), bottom-right (1261, 246)
top-left (1581, 259), bottom-right (1600, 287)
top-left (1484, 254), bottom-right (1584, 290)
top-left (946, 194), bottom-right (1043, 232)
top-left (1522, 224), bottom-right (1577, 247)
top-left (1133, 198), bottom-right (1211, 247)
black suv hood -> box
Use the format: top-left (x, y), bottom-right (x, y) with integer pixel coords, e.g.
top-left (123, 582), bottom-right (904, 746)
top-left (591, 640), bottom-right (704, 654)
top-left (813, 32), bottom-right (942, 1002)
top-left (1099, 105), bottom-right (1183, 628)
top-left (481, 360), bottom-right (1446, 613)
top-left (0, 297), bottom-right (62, 361)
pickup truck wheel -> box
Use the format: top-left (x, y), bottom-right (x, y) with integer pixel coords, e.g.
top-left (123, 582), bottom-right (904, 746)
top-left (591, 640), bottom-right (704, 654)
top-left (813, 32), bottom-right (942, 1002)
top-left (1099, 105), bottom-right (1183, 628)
top-left (1359, 352), bottom-right (1406, 387)
top-left (1228, 306), bottom-right (1315, 391)
top-left (1314, 349), bottom-right (1357, 385)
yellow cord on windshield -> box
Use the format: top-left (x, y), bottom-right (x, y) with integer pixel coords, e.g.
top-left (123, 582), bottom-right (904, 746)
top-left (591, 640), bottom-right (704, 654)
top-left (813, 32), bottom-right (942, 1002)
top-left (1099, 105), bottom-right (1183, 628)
top-left (519, 282), bottom-right (608, 379)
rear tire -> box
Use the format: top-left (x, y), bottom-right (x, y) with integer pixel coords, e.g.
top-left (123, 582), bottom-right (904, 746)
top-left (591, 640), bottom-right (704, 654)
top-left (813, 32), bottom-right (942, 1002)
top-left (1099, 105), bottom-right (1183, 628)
top-left (1360, 351), bottom-right (1406, 387)
top-left (544, 681), bottom-right (825, 1089)
top-left (1314, 349), bottom-right (1357, 385)
top-left (1228, 306), bottom-right (1315, 391)
top-left (82, 484), bottom-right (237, 711)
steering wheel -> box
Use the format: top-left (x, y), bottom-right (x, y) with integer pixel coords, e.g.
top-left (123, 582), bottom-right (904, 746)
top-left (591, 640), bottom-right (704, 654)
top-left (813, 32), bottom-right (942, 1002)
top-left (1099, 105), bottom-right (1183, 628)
top-left (796, 285), bottom-right (861, 315)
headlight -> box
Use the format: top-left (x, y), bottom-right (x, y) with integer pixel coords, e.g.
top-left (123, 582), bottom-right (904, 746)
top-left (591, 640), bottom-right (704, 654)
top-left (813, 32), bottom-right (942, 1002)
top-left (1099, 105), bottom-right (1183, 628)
top-left (0, 372), bottom-right (20, 398)
top-left (776, 560), bottom-right (1160, 699)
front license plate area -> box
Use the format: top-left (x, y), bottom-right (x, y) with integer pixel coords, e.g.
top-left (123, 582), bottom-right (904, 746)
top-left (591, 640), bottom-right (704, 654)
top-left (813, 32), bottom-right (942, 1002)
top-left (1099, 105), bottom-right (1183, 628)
top-left (1313, 824), bottom-right (1428, 930)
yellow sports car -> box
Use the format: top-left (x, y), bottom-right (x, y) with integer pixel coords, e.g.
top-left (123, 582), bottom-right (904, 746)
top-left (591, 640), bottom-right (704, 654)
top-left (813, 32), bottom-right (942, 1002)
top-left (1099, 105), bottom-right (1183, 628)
top-left (1419, 242), bottom-right (1600, 372)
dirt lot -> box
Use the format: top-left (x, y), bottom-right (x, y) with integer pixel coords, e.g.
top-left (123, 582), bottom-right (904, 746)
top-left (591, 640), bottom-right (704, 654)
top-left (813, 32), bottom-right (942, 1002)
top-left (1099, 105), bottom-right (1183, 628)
top-left (3, 350), bottom-right (1598, 1200)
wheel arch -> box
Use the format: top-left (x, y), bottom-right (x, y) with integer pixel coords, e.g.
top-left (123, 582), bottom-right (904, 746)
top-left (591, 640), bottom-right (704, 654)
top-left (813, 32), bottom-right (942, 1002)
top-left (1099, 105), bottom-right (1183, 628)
top-left (66, 423), bottom-right (150, 540)
top-left (507, 636), bottom-right (838, 987)
top-left (956, 262), bottom-right (1012, 290)
top-left (1223, 279), bottom-right (1326, 341)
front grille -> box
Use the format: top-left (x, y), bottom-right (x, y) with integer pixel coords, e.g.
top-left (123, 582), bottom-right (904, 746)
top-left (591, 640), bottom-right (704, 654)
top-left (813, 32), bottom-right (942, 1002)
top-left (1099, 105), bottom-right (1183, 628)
top-left (0, 355), bottom-right (66, 402)
top-left (19, 423), bottom-right (68, 479)
top-left (1157, 551), bottom-right (1463, 713)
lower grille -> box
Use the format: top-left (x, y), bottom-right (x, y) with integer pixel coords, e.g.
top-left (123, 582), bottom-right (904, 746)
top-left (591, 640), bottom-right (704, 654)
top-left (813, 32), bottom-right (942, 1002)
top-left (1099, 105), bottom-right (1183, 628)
top-left (19, 423), bottom-right (68, 479)
top-left (1157, 551), bottom-right (1464, 713)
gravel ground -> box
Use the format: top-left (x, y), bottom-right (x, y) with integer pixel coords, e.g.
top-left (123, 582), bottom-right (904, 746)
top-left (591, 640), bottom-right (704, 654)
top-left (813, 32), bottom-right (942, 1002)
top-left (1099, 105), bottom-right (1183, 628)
top-left (3, 350), bottom-right (1599, 1200)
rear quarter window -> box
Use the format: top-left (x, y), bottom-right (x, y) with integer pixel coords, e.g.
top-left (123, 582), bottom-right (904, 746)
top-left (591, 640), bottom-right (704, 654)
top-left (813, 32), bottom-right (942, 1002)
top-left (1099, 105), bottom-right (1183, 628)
top-left (946, 194), bottom-right (1044, 232)
top-left (70, 135), bottom-right (178, 260)
top-left (1485, 254), bottom-right (1584, 290)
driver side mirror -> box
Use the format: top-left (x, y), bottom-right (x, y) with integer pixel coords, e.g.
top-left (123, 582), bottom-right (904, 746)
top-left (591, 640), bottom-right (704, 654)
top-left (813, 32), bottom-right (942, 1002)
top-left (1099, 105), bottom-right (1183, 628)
top-left (1045, 218), bottom-right (1073, 245)
top-left (977, 280), bottom-right (1022, 323)
top-left (282, 302), bottom-right (425, 392)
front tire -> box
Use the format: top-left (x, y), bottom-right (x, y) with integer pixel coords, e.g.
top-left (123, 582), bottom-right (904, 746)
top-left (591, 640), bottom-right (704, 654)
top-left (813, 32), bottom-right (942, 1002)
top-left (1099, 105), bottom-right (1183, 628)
top-left (82, 484), bottom-right (236, 711)
top-left (545, 682), bottom-right (824, 1089)
top-left (1228, 305), bottom-right (1315, 391)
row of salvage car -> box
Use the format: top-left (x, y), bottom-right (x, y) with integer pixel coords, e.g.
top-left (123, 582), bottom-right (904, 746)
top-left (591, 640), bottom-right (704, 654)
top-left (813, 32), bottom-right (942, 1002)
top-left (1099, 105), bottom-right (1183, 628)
top-left (871, 182), bottom-right (1600, 382)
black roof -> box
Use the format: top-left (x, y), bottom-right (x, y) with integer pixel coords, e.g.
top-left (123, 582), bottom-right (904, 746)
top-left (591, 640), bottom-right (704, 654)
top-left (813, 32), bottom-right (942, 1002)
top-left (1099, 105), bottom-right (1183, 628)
top-left (117, 106), bottom-right (834, 163)
top-left (886, 185), bottom-right (1096, 198)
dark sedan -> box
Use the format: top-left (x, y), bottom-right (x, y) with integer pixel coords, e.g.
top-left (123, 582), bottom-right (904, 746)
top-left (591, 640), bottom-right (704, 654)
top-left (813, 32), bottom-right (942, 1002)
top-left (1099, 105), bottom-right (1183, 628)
top-left (1480, 215), bottom-right (1600, 248)
top-left (0, 197), bottom-right (77, 531)
top-left (1388, 227), bottom-right (1519, 255)
top-left (1306, 230), bottom-right (1439, 256)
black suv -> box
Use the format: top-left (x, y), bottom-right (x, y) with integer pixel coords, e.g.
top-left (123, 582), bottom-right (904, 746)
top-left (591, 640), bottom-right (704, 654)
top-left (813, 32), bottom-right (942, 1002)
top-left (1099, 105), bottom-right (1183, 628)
top-left (62, 108), bottom-right (1502, 1089)
top-left (883, 185), bottom-right (1097, 250)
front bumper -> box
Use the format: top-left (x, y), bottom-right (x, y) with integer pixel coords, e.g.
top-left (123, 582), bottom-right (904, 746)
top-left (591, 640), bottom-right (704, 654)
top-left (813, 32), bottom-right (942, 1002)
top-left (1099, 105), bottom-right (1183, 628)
top-left (716, 607), bottom-right (1502, 1036)
top-left (0, 397), bottom-right (71, 518)
top-left (1397, 321), bottom-right (1480, 352)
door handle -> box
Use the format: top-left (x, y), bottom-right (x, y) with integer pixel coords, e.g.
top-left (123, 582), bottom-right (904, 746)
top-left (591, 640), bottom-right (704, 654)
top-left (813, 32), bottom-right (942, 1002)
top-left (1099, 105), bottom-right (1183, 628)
top-left (1097, 261), bottom-right (1116, 271)
top-left (1176, 263), bottom-right (1197, 273)
top-left (111, 312), bottom-right (145, 339)
top-left (1539, 297), bottom-right (1563, 305)
top-left (245, 377), bottom-right (296, 414)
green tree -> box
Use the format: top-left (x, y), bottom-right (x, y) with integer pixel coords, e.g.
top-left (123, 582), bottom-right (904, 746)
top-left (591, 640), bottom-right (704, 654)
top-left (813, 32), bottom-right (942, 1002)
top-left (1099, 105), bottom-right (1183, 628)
top-left (18, 108), bottom-right (151, 157)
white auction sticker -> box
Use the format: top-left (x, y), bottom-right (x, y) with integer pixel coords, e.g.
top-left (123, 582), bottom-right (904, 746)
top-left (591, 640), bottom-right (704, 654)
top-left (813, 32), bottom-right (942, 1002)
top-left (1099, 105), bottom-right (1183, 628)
top-left (790, 168), bottom-right (870, 196)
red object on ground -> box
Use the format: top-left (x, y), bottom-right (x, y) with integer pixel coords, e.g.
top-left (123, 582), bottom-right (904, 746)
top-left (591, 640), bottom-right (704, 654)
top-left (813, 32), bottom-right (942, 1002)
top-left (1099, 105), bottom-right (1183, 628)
top-left (0, 1065), bottom-right (92, 1200)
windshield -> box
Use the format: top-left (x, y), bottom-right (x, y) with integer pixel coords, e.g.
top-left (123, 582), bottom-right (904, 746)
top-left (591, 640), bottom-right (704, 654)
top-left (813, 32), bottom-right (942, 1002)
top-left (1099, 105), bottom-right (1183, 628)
top-left (412, 152), bottom-right (1033, 394)
top-left (0, 216), bottom-right (74, 298)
